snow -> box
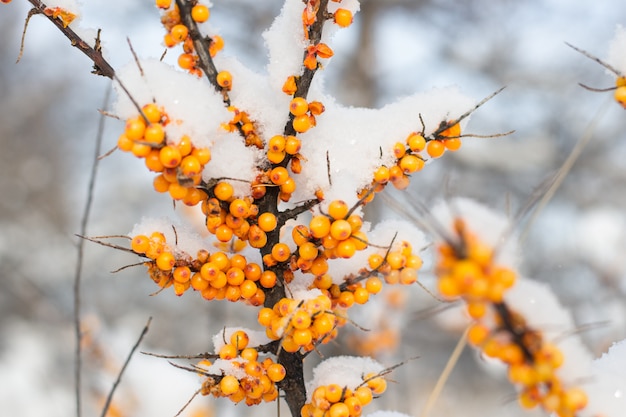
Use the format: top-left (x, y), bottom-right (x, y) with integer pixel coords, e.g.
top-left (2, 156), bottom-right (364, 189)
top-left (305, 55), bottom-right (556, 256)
top-left (212, 327), bottom-right (271, 353)
top-left (307, 356), bottom-right (384, 398)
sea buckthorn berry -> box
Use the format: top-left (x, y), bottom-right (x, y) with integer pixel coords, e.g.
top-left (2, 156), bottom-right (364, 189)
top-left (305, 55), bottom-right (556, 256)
top-left (257, 212), bottom-right (277, 232)
top-left (271, 243), bottom-right (291, 262)
top-left (144, 123), bottom-right (165, 144)
top-left (285, 136), bottom-right (301, 154)
top-left (266, 363), bottom-right (286, 382)
top-left (308, 101), bottom-right (325, 115)
top-left (170, 24), bottom-right (188, 42)
top-left (327, 200), bottom-right (349, 220)
top-left (407, 133), bottom-right (426, 152)
top-left (292, 114), bottom-right (312, 133)
top-left (290, 156), bottom-right (302, 174)
top-left (268, 135), bottom-right (286, 153)
top-left (440, 121), bottom-right (461, 138)
top-left (282, 75), bottom-right (298, 95)
top-left (354, 386), bottom-right (373, 406)
top-left (229, 199), bottom-right (249, 218)
top-left (259, 270), bottom-right (277, 288)
top-left (173, 266), bottom-right (191, 283)
top-left (144, 150), bottom-right (164, 172)
top-left (192, 147), bottom-right (211, 164)
top-left (153, 174), bottom-right (170, 193)
top-left (214, 181), bottom-right (234, 201)
top-left (267, 150), bottom-right (286, 164)
top-left (131, 235), bottom-right (150, 254)
top-left (310, 215), bottom-right (331, 238)
top-left (142, 103), bottom-right (162, 123)
top-left (330, 219), bottom-right (352, 241)
top-left (365, 276), bottom-right (382, 294)
top-left (368, 254), bottom-right (384, 270)
top-left (353, 287), bottom-right (370, 304)
top-left (226, 267), bottom-right (245, 286)
top-left (156, 251), bottom-right (175, 271)
top-left (169, 182), bottom-right (189, 200)
top-left (159, 145), bottom-right (182, 168)
top-left (230, 330), bottom-right (249, 350)
top-left (333, 8), bottom-right (353, 27)
top-left (217, 71), bottom-right (233, 89)
top-left (399, 267), bottom-right (417, 285)
top-left (248, 225), bottom-right (268, 248)
top-left (289, 97), bottom-right (309, 116)
top-left (373, 165), bottom-right (390, 184)
top-left (399, 154), bottom-right (424, 173)
top-left (426, 140), bottom-right (445, 158)
top-left (191, 4), bottom-right (210, 22)
top-left (178, 53), bottom-right (196, 70)
top-left (117, 134), bottom-right (134, 152)
top-left (280, 178), bottom-right (297, 194)
top-left (155, 0), bottom-right (171, 9)
top-left (393, 142), bottom-right (406, 158)
top-left (220, 375), bottom-right (240, 395)
top-left (125, 116), bottom-right (146, 140)
top-left (298, 241), bottom-right (319, 261)
top-left (215, 224), bottom-right (234, 242)
top-left (180, 155), bottom-right (202, 177)
top-left (365, 374), bottom-right (387, 394)
top-left (269, 166), bottom-right (290, 185)
top-left (443, 138), bottom-right (462, 151)
top-left (292, 225), bottom-right (311, 246)
top-left (292, 328), bottom-right (313, 346)
top-left (291, 310), bottom-right (312, 329)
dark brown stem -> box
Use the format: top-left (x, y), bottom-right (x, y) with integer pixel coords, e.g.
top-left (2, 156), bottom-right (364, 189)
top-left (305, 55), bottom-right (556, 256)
top-left (25, 0), bottom-right (115, 78)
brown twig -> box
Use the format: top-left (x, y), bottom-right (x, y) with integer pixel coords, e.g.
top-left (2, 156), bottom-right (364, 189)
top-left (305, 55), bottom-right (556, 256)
top-left (100, 317), bottom-right (152, 417)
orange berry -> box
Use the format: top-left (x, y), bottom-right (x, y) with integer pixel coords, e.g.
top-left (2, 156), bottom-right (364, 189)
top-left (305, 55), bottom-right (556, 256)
top-left (333, 8), bottom-right (353, 27)
top-left (159, 145), bottom-right (182, 168)
top-left (292, 328), bottom-right (313, 346)
top-left (440, 121), bottom-right (461, 138)
top-left (353, 287), bottom-right (369, 304)
top-left (266, 363), bottom-right (286, 382)
top-left (269, 166), bottom-right (290, 185)
top-left (298, 241), bottom-right (319, 261)
top-left (256, 212), bottom-right (277, 232)
top-left (192, 147), bottom-right (211, 164)
top-left (226, 267), bottom-right (245, 286)
top-left (144, 149), bottom-right (164, 172)
top-left (443, 138), bottom-right (462, 151)
top-left (173, 266), bottom-right (191, 283)
top-left (399, 154), bottom-right (424, 173)
top-left (354, 386), bottom-right (373, 406)
top-left (131, 235), bottom-right (150, 254)
top-left (330, 219), bottom-right (352, 241)
top-left (614, 86), bottom-right (626, 107)
top-left (280, 178), bottom-right (296, 194)
top-left (365, 277), bottom-right (382, 294)
top-left (268, 135), bottom-right (286, 153)
top-left (426, 140), bottom-right (445, 158)
top-left (217, 71), bottom-right (233, 89)
top-left (131, 141), bottom-right (151, 157)
top-left (155, 0), bottom-right (171, 9)
top-left (116, 134), bottom-right (134, 152)
top-left (180, 155), bottom-right (202, 177)
top-left (291, 310), bottom-right (312, 329)
top-left (310, 215), bottom-right (331, 238)
top-left (407, 133), bottom-right (426, 152)
top-left (177, 53), bottom-right (196, 70)
top-left (170, 24), bottom-right (188, 42)
top-left (214, 181), bottom-right (234, 201)
top-left (259, 270), bottom-right (277, 288)
top-left (153, 174), bottom-right (170, 193)
top-left (220, 375), bottom-right (240, 395)
top-left (285, 136), bottom-right (301, 154)
top-left (230, 330), bottom-right (249, 350)
top-left (243, 263), bottom-right (262, 281)
top-left (215, 224), bottom-right (234, 242)
top-left (124, 116), bottom-right (146, 140)
top-left (271, 243), bottom-right (291, 262)
top-left (267, 150), bottom-right (286, 164)
top-left (229, 199), bottom-right (249, 218)
top-left (289, 97), bottom-right (309, 116)
top-left (156, 252), bottom-right (175, 271)
top-left (327, 200), bottom-right (349, 220)
top-left (373, 165), bottom-right (390, 184)
top-left (141, 103), bottom-right (162, 123)
top-left (144, 123), bottom-right (165, 144)
top-left (191, 4), bottom-right (210, 22)
top-left (292, 114), bottom-right (312, 133)
top-left (368, 254), bottom-right (384, 270)
top-left (248, 225), bottom-right (268, 248)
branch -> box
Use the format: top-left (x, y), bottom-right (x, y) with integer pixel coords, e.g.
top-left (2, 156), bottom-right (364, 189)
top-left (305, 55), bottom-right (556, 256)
top-left (100, 317), bottom-right (152, 417)
top-left (25, 0), bottom-right (115, 78)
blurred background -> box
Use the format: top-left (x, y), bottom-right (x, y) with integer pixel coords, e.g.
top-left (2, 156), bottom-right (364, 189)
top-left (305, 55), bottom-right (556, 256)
top-left (2, 0), bottom-right (626, 416)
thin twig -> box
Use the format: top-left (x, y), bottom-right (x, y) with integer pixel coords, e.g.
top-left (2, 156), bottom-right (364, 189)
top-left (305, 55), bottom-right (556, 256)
top-left (100, 317), bottom-right (152, 417)
top-left (419, 326), bottom-right (469, 417)
top-left (73, 85), bottom-right (110, 417)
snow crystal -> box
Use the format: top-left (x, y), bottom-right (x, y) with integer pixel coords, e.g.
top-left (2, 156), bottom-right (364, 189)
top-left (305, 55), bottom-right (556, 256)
top-left (307, 356), bottom-right (384, 398)
top-left (580, 339), bottom-right (626, 417)
top-left (200, 358), bottom-right (247, 380)
top-left (200, 137), bottom-right (260, 197)
top-left (608, 25), bottom-right (626, 76)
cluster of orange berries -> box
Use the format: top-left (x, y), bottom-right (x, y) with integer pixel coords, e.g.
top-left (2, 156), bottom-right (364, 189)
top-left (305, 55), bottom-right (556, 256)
top-left (117, 104), bottom-right (211, 206)
top-left (301, 374), bottom-right (386, 417)
top-left (130, 231), bottom-right (267, 304)
top-left (199, 330), bottom-right (285, 405)
top-left (155, 0), bottom-right (223, 76)
top-left (288, 97), bottom-right (325, 133)
top-left (434, 219), bottom-right (587, 417)
top-left (435, 218), bottom-right (516, 318)
top-left (222, 106), bottom-right (263, 149)
top-left (258, 294), bottom-right (340, 353)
